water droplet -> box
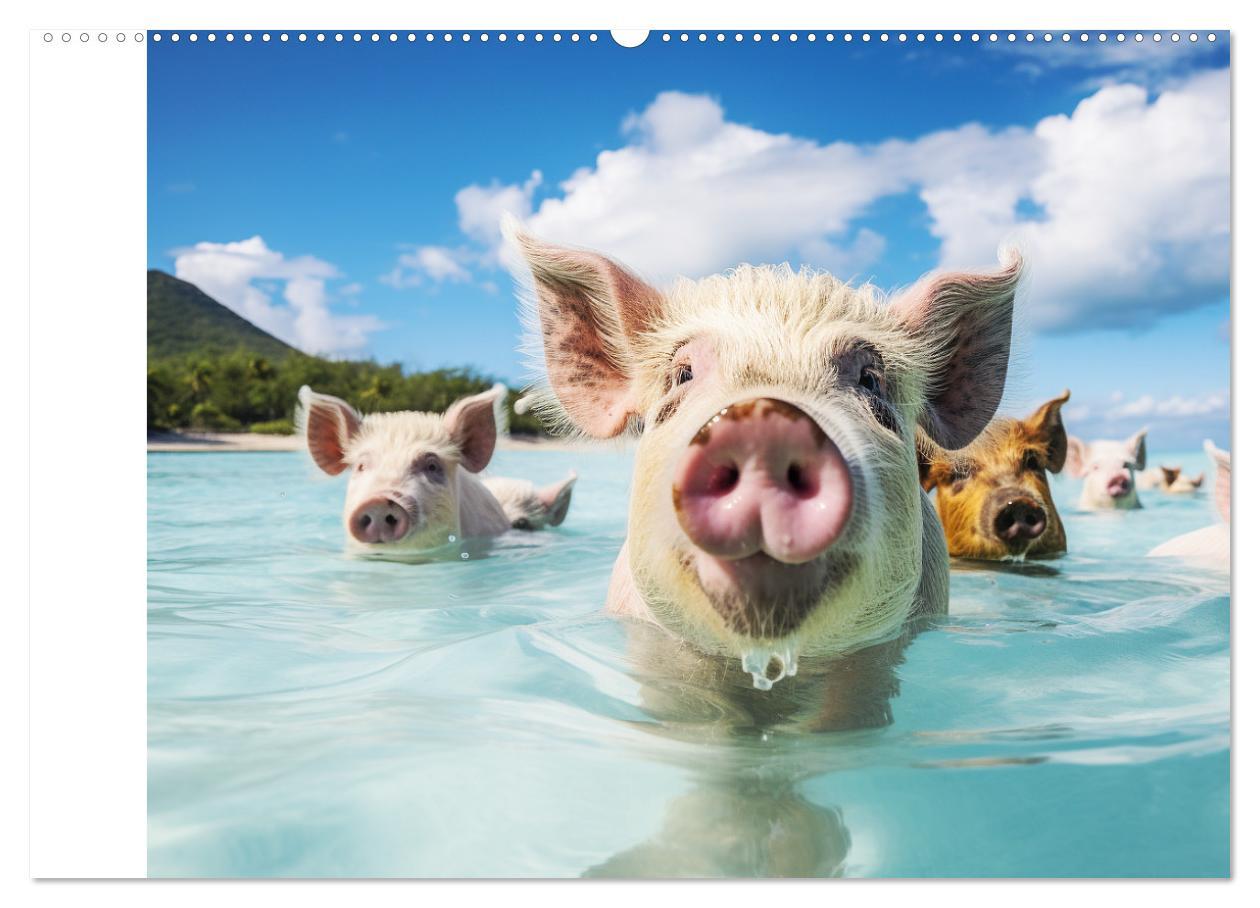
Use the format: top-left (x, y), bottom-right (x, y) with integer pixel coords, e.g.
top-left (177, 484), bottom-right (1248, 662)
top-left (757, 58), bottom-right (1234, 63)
top-left (740, 641), bottom-right (799, 691)
top-left (460, 552), bottom-right (469, 560)
top-left (448, 535), bottom-right (457, 543)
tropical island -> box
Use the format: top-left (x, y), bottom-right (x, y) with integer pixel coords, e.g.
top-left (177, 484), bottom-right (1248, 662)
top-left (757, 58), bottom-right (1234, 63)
top-left (147, 270), bottom-right (547, 445)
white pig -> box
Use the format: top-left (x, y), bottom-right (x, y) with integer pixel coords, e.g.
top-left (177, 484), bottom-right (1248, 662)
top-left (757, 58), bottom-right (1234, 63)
top-left (1149, 441), bottom-right (1230, 569)
top-left (297, 384), bottom-right (577, 555)
top-left (482, 472), bottom-right (578, 530)
top-left (1065, 429), bottom-right (1147, 509)
top-left (508, 222), bottom-right (1020, 688)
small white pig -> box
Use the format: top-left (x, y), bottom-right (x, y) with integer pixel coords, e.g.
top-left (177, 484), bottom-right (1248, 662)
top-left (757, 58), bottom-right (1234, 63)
top-left (297, 384), bottom-right (577, 554)
top-left (1149, 441), bottom-right (1230, 569)
top-left (483, 473), bottom-right (578, 530)
top-left (1065, 429), bottom-right (1147, 509)
top-left (508, 221), bottom-right (1021, 688)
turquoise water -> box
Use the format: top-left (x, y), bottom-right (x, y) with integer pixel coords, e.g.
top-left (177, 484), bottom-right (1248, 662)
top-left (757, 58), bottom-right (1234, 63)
top-left (148, 447), bottom-right (1229, 877)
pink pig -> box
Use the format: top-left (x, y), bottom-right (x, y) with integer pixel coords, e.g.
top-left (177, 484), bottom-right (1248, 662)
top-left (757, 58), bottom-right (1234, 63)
top-left (508, 222), bottom-right (1020, 688)
top-left (1065, 429), bottom-right (1147, 509)
top-left (298, 384), bottom-right (577, 554)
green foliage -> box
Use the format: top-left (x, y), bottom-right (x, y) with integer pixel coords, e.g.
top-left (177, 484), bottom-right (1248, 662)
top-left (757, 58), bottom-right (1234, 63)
top-left (248, 418), bottom-right (297, 435)
top-left (147, 350), bottom-right (548, 436)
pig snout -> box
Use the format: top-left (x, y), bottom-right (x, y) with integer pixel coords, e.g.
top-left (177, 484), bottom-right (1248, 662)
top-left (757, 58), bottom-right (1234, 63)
top-left (1106, 473), bottom-right (1132, 498)
top-left (672, 399), bottom-right (852, 565)
top-left (349, 496), bottom-right (413, 544)
top-left (991, 494), bottom-right (1046, 544)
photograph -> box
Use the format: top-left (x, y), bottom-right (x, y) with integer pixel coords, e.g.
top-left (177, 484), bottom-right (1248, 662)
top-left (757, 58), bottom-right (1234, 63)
top-left (144, 28), bottom-right (1231, 877)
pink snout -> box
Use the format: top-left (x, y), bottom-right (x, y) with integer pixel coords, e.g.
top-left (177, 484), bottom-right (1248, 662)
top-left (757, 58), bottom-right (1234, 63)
top-left (1106, 473), bottom-right (1132, 499)
top-left (672, 399), bottom-right (852, 565)
top-left (349, 497), bottom-right (412, 544)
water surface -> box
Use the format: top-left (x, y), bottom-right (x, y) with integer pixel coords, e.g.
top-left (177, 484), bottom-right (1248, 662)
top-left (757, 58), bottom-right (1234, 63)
top-left (148, 447), bottom-right (1229, 877)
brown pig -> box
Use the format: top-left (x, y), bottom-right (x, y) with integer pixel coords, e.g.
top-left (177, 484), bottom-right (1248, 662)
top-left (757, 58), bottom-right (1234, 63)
top-left (920, 390), bottom-right (1071, 561)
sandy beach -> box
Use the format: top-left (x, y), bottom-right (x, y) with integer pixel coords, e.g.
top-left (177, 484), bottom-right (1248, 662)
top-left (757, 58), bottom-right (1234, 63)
top-left (146, 431), bottom-right (618, 453)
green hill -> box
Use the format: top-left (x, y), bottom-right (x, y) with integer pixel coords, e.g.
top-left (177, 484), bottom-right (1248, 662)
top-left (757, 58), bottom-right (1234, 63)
top-left (148, 269), bottom-right (299, 360)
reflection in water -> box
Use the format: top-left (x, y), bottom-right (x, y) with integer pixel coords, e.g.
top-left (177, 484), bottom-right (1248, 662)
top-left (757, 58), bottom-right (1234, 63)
top-left (586, 779), bottom-right (852, 878)
top-left (582, 620), bottom-right (921, 877)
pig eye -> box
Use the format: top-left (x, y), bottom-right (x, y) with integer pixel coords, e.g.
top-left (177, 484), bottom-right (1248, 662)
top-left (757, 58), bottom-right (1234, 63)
top-left (356, 462), bottom-right (366, 473)
top-left (414, 454), bottom-right (445, 481)
top-left (858, 366), bottom-right (882, 394)
top-left (673, 363), bottom-right (694, 387)
top-left (1023, 451), bottom-right (1044, 472)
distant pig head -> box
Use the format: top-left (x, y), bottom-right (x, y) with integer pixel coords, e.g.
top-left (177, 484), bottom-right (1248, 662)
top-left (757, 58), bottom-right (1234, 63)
top-left (509, 223), bottom-right (1021, 665)
top-left (921, 390), bottom-right (1070, 560)
top-left (1065, 429), bottom-right (1147, 509)
top-left (298, 385), bottom-right (503, 551)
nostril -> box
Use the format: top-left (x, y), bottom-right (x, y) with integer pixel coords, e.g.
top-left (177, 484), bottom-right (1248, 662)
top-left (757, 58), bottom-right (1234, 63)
top-left (385, 513), bottom-right (397, 527)
top-left (708, 463), bottom-right (740, 495)
top-left (358, 514), bottom-right (372, 530)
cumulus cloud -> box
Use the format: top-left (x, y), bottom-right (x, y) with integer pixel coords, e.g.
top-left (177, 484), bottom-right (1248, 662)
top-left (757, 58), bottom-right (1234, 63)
top-left (173, 236), bottom-right (382, 356)
top-left (457, 170), bottom-right (543, 249)
top-left (1108, 389), bottom-right (1229, 420)
top-left (381, 245), bottom-right (474, 288)
top-left (433, 73), bottom-right (1228, 334)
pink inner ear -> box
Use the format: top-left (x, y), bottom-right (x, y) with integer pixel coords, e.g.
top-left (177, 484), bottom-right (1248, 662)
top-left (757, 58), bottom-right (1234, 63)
top-left (1064, 438), bottom-right (1089, 478)
top-left (306, 398), bottom-right (359, 475)
top-left (443, 390), bottom-right (499, 473)
top-left (520, 237), bottom-right (662, 438)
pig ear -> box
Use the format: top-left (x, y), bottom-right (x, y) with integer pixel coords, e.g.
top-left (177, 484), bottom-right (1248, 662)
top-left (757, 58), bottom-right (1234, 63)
top-left (891, 252), bottom-right (1022, 450)
top-left (1126, 428), bottom-right (1148, 471)
top-left (1205, 440), bottom-right (1231, 521)
top-left (1065, 436), bottom-right (1089, 479)
top-left (443, 385), bottom-right (505, 474)
top-left (536, 471), bottom-right (578, 527)
top-left (507, 221), bottom-right (664, 438)
top-left (1028, 388), bottom-right (1071, 474)
top-left (297, 386), bottom-right (361, 476)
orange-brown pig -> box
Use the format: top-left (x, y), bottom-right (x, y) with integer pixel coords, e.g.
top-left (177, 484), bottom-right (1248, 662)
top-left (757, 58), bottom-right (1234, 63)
top-left (920, 391), bottom-right (1071, 561)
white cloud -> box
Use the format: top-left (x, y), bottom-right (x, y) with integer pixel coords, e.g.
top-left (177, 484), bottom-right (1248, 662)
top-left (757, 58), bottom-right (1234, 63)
top-left (437, 74), bottom-right (1228, 333)
top-left (992, 35), bottom-right (1222, 87)
top-left (456, 170), bottom-right (542, 249)
top-left (993, 69), bottom-right (1230, 331)
top-left (1108, 390), bottom-right (1229, 420)
top-left (381, 245), bottom-right (474, 289)
top-left (172, 236), bottom-right (382, 356)
top-left (525, 92), bottom-right (899, 281)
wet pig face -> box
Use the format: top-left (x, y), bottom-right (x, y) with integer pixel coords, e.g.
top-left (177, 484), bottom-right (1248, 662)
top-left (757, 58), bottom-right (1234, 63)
top-left (922, 391), bottom-right (1071, 560)
top-left (509, 225), bottom-right (1022, 674)
top-left (298, 385), bottom-right (502, 552)
top-left (1066, 429), bottom-right (1148, 510)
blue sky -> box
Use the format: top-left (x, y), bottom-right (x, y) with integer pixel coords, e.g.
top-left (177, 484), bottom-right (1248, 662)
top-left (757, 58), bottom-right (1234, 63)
top-left (148, 31), bottom-right (1231, 449)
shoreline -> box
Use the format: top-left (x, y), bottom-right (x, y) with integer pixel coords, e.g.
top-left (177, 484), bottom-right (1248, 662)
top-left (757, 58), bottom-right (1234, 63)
top-left (146, 431), bottom-right (615, 453)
